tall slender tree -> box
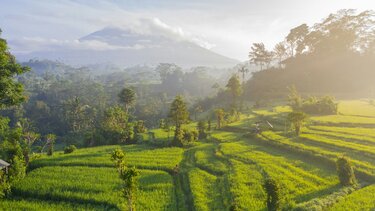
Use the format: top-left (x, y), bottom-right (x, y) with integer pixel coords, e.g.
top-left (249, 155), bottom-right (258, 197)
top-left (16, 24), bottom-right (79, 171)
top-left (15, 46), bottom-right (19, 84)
top-left (273, 42), bottom-right (288, 68)
top-left (118, 87), bottom-right (136, 113)
top-left (237, 64), bottom-right (249, 85)
top-left (249, 43), bottom-right (273, 70)
top-left (286, 24), bottom-right (309, 56)
top-left (226, 75), bottom-right (242, 109)
top-left (169, 95), bottom-right (189, 146)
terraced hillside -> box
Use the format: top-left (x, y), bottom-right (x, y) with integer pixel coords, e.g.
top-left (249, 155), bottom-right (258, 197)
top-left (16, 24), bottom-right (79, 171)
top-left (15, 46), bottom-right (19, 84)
top-left (1, 100), bottom-right (374, 210)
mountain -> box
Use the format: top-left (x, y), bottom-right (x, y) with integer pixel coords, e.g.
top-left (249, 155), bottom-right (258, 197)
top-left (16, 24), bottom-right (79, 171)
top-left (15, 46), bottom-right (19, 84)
top-left (16, 26), bottom-right (239, 68)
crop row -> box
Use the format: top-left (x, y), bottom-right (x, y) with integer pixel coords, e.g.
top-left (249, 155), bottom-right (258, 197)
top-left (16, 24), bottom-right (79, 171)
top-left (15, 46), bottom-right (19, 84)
top-left (0, 166), bottom-right (176, 210)
top-left (227, 159), bottom-right (266, 210)
top-left (193, 144), bottom-right (228, 175)
top-left (219, 141), bottom-right (337, 202)
top-left (258, 131), bottom-right (375, 179)
top-left (309, 125), bottom-right (375, 140)
top-left (327, 184), bottom-right (375, 210)
top-left (30, 144), bottom-right (184, 171)
top-left (188, 168), bottom-right (227, 210)
top-left (299, 133), bottom-right (375, 158)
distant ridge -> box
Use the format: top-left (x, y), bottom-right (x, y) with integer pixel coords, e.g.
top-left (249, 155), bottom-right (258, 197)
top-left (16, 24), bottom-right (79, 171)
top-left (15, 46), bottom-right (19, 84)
top-left (16, 26), bottom-right (239, 68)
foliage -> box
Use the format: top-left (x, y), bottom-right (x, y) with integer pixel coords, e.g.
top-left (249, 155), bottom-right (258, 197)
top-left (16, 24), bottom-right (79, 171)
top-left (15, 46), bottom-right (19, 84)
top-left (263, 178), bottom-right (281, 211)
top-left (111, 148), bottom-right (126, 168)
top-left (64, 145), bottom-right (77, 154)
top-left (99, 106), bottom-right (133, 144)
top-left (0, 30), bottom-right (29, 108)
top-left (287, 85), bottom-right (302, 111)
top-left (169, 95), bottom-right (189, 130)
top-left (169, 95), bottom-right (189, 146)
top-left (172, 127), bottom-right (184, 147)
top-left (182, 128), bottom-right (198, 143)
top-left (118, 87), bottom-right (136, 113)
top-left (197, 121), bottom-right (207, 139)
top-left (226, 75), bottom-right (242, 109)
top-left (62, 97), bottom-right (94, 133)
top-left (287, 111), bottom-right (307, 136)
top-left (119, 166), bottom-right (140, 211)
top-left (301, 96), bottom-right (338, 115)
top-left (133, 120), bottom-right (146, 134)
top-left (44, 133), bottom-right (56, 156)
top-left (336, 156), bottom-right (356, 186)
top-left (244, 10), bottom-right (375, 100)
top-left (248, 43), bottom-right (273, 70)
top-left (111, 148), bottom-right (139, 211)
top-left (215, 109), bottom-right (225, 129)
top-left (0, 171), bottom-right (10, 198)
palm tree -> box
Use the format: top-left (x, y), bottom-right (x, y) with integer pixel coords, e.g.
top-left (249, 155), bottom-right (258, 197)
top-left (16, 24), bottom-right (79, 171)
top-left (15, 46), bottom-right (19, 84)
top-left (237, 64), bottom-right (249, 85)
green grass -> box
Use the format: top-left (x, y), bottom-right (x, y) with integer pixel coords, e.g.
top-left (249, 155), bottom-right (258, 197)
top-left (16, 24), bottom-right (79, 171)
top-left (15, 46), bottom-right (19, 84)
top-left (193, 144), bottom-right (228, 174)
top-left (311, 114), bottom-right (375, 125)
top-left (210, 130), bottom-right (242, 142)
top-left (309, 125), bottom-right (375, 140)
top-left (328, 184), bottom-right (375, 211)
top-left (299, 133), bottom-right (375, 158)
top-left (188, 168), bottom-right (226, 210)
top-left (3, 100), bottom-right (375, 210)
top-left (227, 159), bottom-right (266, 210)
top-left (31, 144), bottom-right (184, 171)
top-left (0, 166), bottom-right (176, 210)
top-left (220, 141), bottom-right (337, 202)
top-left (338, 100), bottom-right (375, 117)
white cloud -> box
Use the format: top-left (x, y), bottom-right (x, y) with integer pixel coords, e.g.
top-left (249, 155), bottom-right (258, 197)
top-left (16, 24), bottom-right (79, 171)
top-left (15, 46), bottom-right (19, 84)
top-left (8, 37), bottom-right (145, 54)
top-left (2, 0), bottom-right (375, 60)
top-left (8, 16), bottom-right (215, 54)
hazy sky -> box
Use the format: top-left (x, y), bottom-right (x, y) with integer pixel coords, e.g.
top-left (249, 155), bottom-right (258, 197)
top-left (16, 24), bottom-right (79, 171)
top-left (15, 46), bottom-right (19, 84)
top-left (1, 0), bottom-right (375, 61)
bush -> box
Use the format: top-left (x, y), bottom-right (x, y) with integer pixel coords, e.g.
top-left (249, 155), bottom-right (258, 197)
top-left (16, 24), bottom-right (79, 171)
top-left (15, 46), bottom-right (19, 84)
top-left (134, 120), bottom-right (147, 134)
top-left (47, 145), bottom-right (54, 156)
top-left (337, 156), bottom-right (356, 186)
top-left (183, 128), bottom-right (198, 142)
top-left (301, 96), bottom-right (338, 115)
top-left (0, 171), bottom-right (10, 198)
top-left (263, 177), bottom-right (280, 211)
top-left (64, 145), bottom-right (77, 154)
top-left (197, 121), bottom-right (207, 139)
top-left (172, 128), bottom-right (184, 147)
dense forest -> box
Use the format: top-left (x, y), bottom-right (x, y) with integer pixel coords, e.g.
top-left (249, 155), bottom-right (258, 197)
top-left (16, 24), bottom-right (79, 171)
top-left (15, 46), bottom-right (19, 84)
top-left (244, 9), bottom-right (375, 99)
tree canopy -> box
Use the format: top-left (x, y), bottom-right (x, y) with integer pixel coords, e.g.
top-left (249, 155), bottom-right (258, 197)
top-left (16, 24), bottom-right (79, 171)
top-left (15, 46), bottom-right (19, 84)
top-left (0, 29), bottom-right (29, 108)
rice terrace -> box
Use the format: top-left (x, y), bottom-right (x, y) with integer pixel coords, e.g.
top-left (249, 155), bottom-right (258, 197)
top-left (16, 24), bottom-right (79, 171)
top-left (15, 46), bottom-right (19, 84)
top-left (1, 1), bottom-right (375, 211)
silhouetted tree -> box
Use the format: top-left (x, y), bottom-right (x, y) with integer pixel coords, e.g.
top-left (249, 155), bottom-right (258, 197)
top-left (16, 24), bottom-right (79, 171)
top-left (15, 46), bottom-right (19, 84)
top-left (286, 24), bottom-right (309, 56)
top-left (249, 43), bottom-right (273, 70)
top-left (273, 42), bottom-right (288, 68)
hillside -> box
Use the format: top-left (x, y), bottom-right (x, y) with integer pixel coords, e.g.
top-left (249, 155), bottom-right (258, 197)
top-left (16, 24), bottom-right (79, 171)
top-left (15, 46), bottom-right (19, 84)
top-left (1, 100), bottom-right (374, 210)
top-left (15, 26), bottom-right (239, 68)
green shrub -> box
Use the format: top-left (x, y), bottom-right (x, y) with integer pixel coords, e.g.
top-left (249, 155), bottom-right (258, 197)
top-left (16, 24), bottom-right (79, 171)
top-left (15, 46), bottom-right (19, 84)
top-left (134, 120), bottom-right (147, 134)
top-left (64, 145), bottom-right (77, 154)
top-left (183, 128), bottom-right (198, 142)
top-left (336, 156), bottom-right (356, 186)
top-left (263, 177), bottom-right (280, 211)
top-left (197, 121), bottom-right (207, 139)
top-left (301, 96), bottom-right (338, 115)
